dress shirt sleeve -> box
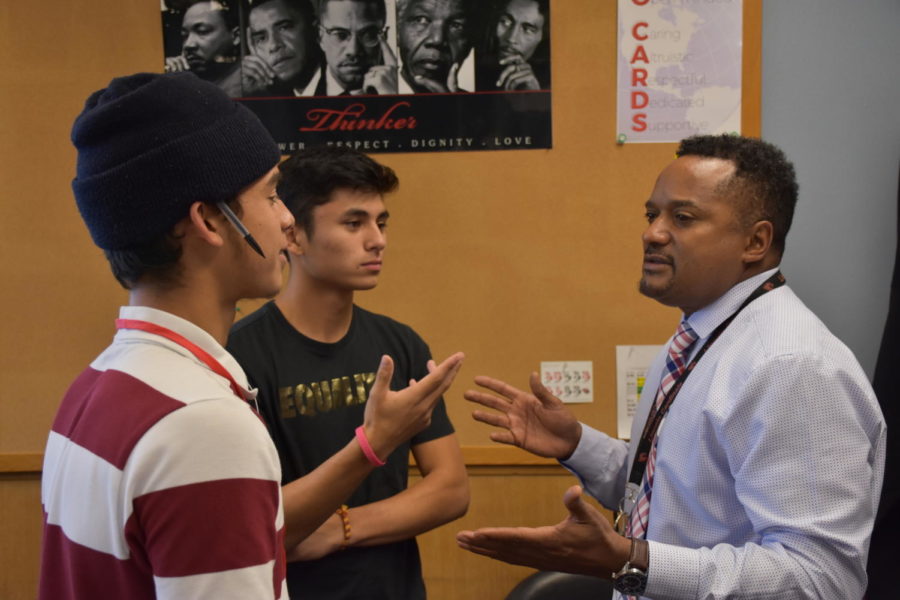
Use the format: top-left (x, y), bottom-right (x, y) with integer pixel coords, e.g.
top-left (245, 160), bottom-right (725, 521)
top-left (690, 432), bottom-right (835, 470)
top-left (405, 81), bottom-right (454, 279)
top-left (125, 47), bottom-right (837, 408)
top-left (560, 424), bottom-right (630, 510)
top-left (644, 351), bottom-right (886, 600)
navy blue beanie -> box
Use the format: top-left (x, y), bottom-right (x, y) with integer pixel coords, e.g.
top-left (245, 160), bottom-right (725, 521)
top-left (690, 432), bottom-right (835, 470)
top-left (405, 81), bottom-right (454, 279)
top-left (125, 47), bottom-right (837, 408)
top-left (71, 72), bottom-right (281, 250)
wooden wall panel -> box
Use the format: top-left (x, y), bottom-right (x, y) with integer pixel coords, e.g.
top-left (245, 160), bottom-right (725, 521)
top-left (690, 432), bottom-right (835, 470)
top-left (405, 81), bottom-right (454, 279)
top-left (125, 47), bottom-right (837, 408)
top-left (413, 467), bottom-right (609, 600)
top-left (0, 475), bottom-right (42, 600)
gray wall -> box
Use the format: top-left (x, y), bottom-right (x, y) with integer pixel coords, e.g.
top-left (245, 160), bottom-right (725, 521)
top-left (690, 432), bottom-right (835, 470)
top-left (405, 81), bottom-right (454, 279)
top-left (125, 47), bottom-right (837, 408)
top-left (762, 0), bottom-right (900, 378)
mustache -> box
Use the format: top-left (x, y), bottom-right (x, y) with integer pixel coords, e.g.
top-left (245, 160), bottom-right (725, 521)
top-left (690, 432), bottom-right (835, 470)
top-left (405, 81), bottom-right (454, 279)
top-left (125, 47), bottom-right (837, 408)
top-left (643, 248), bottom-right (673, 264)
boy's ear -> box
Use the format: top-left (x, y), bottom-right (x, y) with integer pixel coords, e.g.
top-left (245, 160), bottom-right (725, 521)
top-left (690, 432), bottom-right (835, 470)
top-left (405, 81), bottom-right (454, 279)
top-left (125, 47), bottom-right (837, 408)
top-left (185, 201), bottom-right (226, 248)
top-left (285, 224), bottom-right (306, 256)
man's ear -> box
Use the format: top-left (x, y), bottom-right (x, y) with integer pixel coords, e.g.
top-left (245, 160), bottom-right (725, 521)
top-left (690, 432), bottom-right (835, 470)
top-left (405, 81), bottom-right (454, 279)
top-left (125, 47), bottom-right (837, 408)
top-left (314, 20), bottom-right (323, 44)
top-left (186, 201), bottom-right (226, 248)
top-left (231, 26), bottom-right (240, 48)
top-left (285, 224), bottom-right (306, 256)
top-left (743, 220), bottom-right (773, 264)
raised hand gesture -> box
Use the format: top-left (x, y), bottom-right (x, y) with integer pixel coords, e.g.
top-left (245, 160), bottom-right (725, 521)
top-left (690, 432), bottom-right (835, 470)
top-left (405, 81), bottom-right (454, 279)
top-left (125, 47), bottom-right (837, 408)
top-left (457, 485), bottom-right (628, 576)
top-left (464, 372), bottom-right (581, 459)
top-left (240, 54), bottom-right (278, 96)
top-left (363, 352), bottom-right (465, 459)
top-left (496, 55), bottom-right (540, 90)
top-left (413, 61), bottom-right (461, 93)
top-left (164, 55), bottom-right (191, 73)
top-left (362, 34), bottom-right (399, 95)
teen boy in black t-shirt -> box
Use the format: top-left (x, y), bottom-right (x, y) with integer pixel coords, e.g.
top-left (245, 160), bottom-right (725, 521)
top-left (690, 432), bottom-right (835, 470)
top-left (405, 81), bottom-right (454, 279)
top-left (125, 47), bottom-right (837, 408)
top-left (228, 147), bottom-right (469, 599)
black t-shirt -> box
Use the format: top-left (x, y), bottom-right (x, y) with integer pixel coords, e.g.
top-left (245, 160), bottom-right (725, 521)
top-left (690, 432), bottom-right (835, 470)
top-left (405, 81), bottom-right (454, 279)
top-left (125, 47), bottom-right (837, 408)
top-left (227, 302), bottom-right (454, 600)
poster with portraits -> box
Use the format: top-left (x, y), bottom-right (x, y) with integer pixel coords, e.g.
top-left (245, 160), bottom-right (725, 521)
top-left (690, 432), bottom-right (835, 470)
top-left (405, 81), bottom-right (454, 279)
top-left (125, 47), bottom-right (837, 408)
top-left (161, 0), bottom-right (552, 154)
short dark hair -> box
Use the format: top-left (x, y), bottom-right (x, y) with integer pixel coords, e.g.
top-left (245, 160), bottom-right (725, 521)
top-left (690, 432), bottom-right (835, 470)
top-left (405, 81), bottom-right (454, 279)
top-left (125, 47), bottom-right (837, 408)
top-left (178, 0), bottom-right (239, 30)
top-left (497, 0), bottom-right (549, 25)
top-left (277, 146), bottom-right (398, 237)
top-left (250, 0), bottom-right (315, 22)
top-left (315, 0), bottom-right (386, 22)
top-left (103, 199), bottom-right (242, 290)
top-left (676, 134), bottom-right (799, 255)
top-left (484, 0), bottom-right (549, 45)
top-left (398, 0), bottom-right (480, 33)
top-left (104, 235), bottom-right (184, 291)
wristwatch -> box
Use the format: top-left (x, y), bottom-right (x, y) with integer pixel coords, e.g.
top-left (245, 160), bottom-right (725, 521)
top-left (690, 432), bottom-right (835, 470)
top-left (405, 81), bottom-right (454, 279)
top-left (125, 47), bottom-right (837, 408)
top-left (612, 537), bottom-right (649, 596)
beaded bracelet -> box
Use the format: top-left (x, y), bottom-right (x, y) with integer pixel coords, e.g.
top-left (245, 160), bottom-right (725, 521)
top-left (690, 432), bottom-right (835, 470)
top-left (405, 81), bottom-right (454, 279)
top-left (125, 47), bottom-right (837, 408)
top-left (336, 504), bottom-right (351, 550)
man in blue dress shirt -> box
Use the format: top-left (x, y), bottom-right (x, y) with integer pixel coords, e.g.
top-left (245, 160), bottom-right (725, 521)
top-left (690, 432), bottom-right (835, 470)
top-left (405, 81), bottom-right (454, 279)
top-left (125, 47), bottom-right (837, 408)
top-left (457, 134), bottom-right (886, 599)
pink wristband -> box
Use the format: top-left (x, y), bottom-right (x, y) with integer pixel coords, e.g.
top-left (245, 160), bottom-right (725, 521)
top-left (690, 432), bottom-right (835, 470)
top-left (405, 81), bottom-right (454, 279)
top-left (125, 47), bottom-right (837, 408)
top-left (355, 425), bottom-right (386, 467)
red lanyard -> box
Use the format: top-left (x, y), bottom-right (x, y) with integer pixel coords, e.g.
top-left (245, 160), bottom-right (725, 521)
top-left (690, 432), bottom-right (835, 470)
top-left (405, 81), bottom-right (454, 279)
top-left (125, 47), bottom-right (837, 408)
top-left (115, 318), bottom-right (246, 402)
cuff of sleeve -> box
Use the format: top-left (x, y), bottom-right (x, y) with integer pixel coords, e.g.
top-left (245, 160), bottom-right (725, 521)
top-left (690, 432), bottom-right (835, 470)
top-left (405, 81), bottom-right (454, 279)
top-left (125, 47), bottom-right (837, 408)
top-left (559, 424), bottom-right (629, 509)
top-left (560, 423), bottom-right (606, 473)
top-left (644, 540), bottom-right (700, 600)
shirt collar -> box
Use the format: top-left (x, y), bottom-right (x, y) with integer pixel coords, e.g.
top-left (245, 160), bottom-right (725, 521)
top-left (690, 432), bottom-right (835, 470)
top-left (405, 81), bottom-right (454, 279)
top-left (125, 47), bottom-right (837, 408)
top-left (296, 67), bottom-right (322, 96)
top-left (398, 67), bottom-right (416, 94)
top-left (325, 66), bottom-right (358, 95)
top-left (684, 267), bottom-right (781, 340)
top-left (116, 306), bottom-right (251, 392)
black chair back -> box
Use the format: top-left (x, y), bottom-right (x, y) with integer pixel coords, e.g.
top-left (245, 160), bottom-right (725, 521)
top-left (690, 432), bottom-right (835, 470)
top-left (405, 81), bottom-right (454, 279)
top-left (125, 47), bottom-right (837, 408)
top-left (505, 571), bottom-right (614, 600)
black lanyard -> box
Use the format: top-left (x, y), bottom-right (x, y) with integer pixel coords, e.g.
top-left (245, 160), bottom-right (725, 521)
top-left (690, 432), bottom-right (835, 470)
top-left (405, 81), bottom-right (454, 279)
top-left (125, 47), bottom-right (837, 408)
top-left (627, 271), bottom-right (786, 486)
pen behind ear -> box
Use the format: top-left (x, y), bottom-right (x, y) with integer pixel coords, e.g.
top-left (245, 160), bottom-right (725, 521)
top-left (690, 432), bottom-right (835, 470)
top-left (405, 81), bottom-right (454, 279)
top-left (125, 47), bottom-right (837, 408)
top-left (216, 201), bottom-right (266, 258)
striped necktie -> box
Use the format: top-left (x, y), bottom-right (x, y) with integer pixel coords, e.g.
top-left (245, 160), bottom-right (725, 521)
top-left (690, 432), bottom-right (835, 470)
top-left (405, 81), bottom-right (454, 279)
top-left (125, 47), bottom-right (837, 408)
top-left (627, 322), bottom-right (698, 540)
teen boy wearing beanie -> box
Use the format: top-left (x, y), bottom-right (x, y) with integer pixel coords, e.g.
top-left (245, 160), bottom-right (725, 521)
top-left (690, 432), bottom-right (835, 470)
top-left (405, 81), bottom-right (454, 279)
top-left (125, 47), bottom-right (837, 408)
top-left (39, 72), bottom-right (463, 600)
